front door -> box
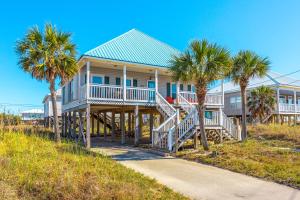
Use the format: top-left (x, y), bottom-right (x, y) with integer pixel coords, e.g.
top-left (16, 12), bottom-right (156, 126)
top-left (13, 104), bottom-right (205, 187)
top-left (148, 80), bottom-right (155, 101)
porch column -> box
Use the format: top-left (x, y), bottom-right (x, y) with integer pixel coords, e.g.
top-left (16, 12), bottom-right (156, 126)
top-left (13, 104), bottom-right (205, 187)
top-left (104, 112), bottom-right (107, 140)
top-left (123, 65), bottom-right (127, 101)
top-left (134, 106), bottom-right (139, 145)
top-left (128, 112), bottom-right (132, 133)
top-left (86, 104), bottom-right (91, 148)
top-left (139, 112), bottom-right (143, 140)
top-left (97, 113), bottom-right (100, 136)
top-left (221, 79), bottom-right (224, 105)
top-left (276, 87), bottom-right (280, 115)
top-left (72, 111), bottom-right (77, 137)
top-left (91, 113), bottom-right (95, 136)
top-left (86, 61), bottom-right (90, 99)
top-left (155, 69), bottom-right (158, 93)
top-left (294, 90), bottom-right (297, 113)
top-left (149, 113), bottom-right (154, 143)
top-left (111, 111), bottom-right (116, 141)
top-left (219, 108), bottom-right (223, 126)
top-left (176, 82), bottom-right (180, 104)
top-left (121, 109), bottom-right (125, 144)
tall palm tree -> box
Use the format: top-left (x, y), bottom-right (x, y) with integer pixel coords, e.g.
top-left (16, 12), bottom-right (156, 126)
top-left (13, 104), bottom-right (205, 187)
top-left (229, 51), bottom-right (270, 140)
top-left (247, 86), bottom-right (275, 123)
top-left (170, 40), bottom-right (231, 150)
top-left (16, 24), bottom-right (78, 142)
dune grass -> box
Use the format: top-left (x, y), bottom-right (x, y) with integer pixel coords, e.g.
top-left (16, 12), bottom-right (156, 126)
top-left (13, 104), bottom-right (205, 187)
top-left (0, 130), bottom-right (187, 200)
top-left (177, 124), bottom-right (300, 189)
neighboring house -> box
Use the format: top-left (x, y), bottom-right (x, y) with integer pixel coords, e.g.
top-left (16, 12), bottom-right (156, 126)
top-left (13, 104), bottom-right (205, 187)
top-left (21, 109), bottom-right (44, 124)
top-left (42, 89), bottom-right (62, 128)
top-left (61, 29), bottom-right (238, 151)
top-left (209, 71), bottom-right (300, 123)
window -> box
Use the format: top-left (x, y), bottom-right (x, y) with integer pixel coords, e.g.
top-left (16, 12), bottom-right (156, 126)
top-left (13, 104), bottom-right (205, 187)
top-left (116, 77), bottom-right (121, 85)
top-left (187, 84), bottom-right (192, 92)
top-left (133, 79), bottom-right (138, 87)
top-left (192, 85), bottom-right (196, 92)
top-left (279, 95), bottom-right (286, 103)
top-left (104, 76), bottom-right (110, 84)
top-left (297, 97), bottom-right (300, 105)
top-left (230, 96), bottom-right (241, 109)
top-left (92, 75), bottom-right (103, 84)
top-left (62, 87), bottom-right (65, 104)
top-left (180, 84), bottom-right (184, 91)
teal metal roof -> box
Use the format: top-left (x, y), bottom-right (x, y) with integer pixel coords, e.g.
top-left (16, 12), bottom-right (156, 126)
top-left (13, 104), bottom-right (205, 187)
top-left (83, 29), bottom-right (181, 67)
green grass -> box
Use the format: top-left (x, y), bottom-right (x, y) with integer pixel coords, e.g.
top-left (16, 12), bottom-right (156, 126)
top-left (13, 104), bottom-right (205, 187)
top-left (0, 130), bottom-right (187, 200)
top-left (177, 124), bottom-right (300, 189)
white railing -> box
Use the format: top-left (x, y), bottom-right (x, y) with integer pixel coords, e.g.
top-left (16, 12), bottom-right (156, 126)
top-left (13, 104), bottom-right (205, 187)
top-left (152, 113), bottom-right (176, 149)
top-left (177, 108), bottom-right (198, 141)
top-left (222, 112), bottom-right (238, 139)
top-left (156, 92), bottom-right (176, 117)
top-left (89, 84), bottom-right (123, 100)
top-left (126, 87), bottom-right (156, 102)
top-left (179, 92), bottom-right (222, 105)
top-left (178, 93), bottom-right (194, 114)
top-left (279, 103), bottom-right (296, 113)
top-left (206, 94), bottom-right (223, 105)
top-left (204, 112), bottom-right (220, 126)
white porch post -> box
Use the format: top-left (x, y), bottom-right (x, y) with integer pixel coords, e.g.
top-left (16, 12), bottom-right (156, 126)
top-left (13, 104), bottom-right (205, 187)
top-left (86, 61), bottom-right (90, 99)
top-left (78, 70), bottom-right (81, 100)
top-left (221, 79), bottom-right (224, 106)
top-left (176, 82), bottom-right (180, 105)
top-left (155, 69), bottom-right (158, 93)
top-left (123, 65), bottom-right (127, 101)
top-left (294, 90), bottom-right (297, 112)
top-left (277, 87), bottom-right (280, 113)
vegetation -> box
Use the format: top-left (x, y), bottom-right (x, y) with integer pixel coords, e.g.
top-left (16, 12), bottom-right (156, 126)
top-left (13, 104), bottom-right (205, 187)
top-left (177, 124), bottom-right (300, 189)
top-left (0, 113), bottom-right (21, 126)
top-left (247, 86), bottom-right (275, 123)
top-left (170, 40), bottom-right (231, 150)
top-left (228, 51), bottom-right (270, 140)
top-left (0, 129), bottom-right (187, 200)
top-left (16, 23), bottom-right (78, 143)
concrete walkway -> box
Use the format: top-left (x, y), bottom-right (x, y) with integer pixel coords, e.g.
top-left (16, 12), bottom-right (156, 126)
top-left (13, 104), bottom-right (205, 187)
top-left (92, 142), bottom-right (300, 200)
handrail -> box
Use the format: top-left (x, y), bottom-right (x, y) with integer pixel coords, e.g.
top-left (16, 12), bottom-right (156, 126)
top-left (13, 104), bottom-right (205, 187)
top-left (178, 93), bottom-right (194, 114)
top-left (156, 92), bottom-right (176, 117)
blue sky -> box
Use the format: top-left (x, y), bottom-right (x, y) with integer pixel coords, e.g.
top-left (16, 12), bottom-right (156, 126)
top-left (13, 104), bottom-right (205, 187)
top-left (0, 0), bottom-right (300, 113)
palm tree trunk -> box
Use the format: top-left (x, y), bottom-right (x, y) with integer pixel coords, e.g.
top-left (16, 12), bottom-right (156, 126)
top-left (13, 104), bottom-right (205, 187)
top-left (196, 85), bottom-right (209, 150)
top-left (240, 86), bottom-right (247, 141)
top-left (49, 80), bottom-right (60, 143)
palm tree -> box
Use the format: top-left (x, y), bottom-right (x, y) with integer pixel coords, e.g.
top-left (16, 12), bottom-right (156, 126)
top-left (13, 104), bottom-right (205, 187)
top-left (170, 40), bottom-right (231, 150)
top-left (16, 24), bottom-right (78, 142)
top-left (247, 86), bottom-right (275, 123)
top-left (229, 51), bottom-right (270, 140)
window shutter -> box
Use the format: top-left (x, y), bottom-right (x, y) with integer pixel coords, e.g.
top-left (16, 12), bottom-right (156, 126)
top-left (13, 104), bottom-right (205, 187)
top-left (104, 76), bottom-right (110, 84)
top-left (187, 84), bottom-right (191, 91)
top-left (116, 77), bottom-right (121, 85)
top-left (180, 84), bottom-right (184, 91)
top-left (133, 79), bottom-right (138, 87)
top-left (167, 83), bottom-right (171, 97)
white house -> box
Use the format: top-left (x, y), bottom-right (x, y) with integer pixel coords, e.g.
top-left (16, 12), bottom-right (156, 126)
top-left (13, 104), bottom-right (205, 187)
top-left (210, 71), bottom-right (300, 123)
top-left (61, 29), bottom-right (238, 152)
top-left (21, 109), bottom-right (44, 123)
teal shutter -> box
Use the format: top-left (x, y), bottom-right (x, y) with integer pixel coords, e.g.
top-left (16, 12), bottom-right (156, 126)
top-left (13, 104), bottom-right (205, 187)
top-left (104, 76), bottom-right (110, 84)
top-left (133, 79), bottom-right (138, 87)
top-left (167, 83), bottom-right (171, 97)
top-left (187, 84), bottom-right (191, 91)
top-left (180, 84), bottom-right (184, 91)
top-left (116, 77), bottom-right (121, 85)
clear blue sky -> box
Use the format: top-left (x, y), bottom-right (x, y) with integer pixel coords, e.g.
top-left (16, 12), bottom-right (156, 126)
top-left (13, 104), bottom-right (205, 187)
top-left (0, 0), bottom-right (300, 113)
